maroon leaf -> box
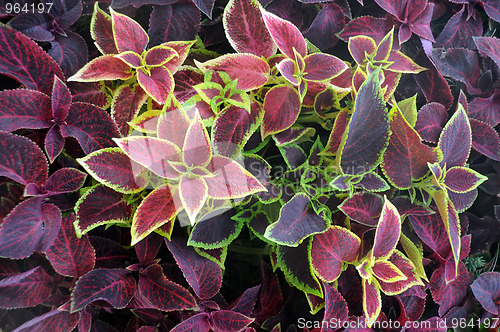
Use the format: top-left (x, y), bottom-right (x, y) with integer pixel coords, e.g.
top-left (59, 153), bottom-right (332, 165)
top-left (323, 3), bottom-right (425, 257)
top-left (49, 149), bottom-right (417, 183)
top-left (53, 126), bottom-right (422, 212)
top-left (322, 108), bottom-right (349, 156)
top-left (135, 232), bottom-right (163, 264)
top-left (261, 84), bottom-right (301, 137)
top-left (321, 281), bottom-right (348, 332)
top-left (0, 198), bottom-right (61, 259)
top-left (111, 84), bottom-right (148, 137)
top-left (474, 36), bottom-right (500, 68)
top-left (339, 192), bottom-right (384, 226)
top-left (261, 10), bottom-right (306, 59)
top-left (174, 67), bottom-right (204, 102)
top-left (210, 310), bottom-right (254, 331)
top-left (415, 53), bottom-right (453, 110)
top-left (470, 118), bottom-right (500, 161)
top-left (44, 168), bottom-right (87, 194)
top-left (0, 266), bottom-right (52, 309)
top-left (229, 285), bottom-right (261, 316)
top-left (430, 262), bottom-right (472, 316)
top-left (165, 237), bottom-right (223, 299)
top-left (362, 278), bottom-right (381, 324)
top-left (138, 264), bottom-right (198, 311)
top-left (71, 268), bottom-right (136, 312)
top-left (137, 67), bottom-right (174, 105)
top-left (11, 308), bottom-right (80, 332)
top-left (438, 105), bottom-right (471, 168)
top-left (470, 272), bottom-right (500, 315)
top-left (69, 55), bottom-right (133, 82)
top-left (171, 313), bottom-right (210, 332)
top-left (110, 8), bottom-right (148, 54)
top-left (435, 7), bottom-right (482, 50)
top-left (303, 53), bottom-right (348, 82)
top-left (0, 25), bottom-right (64, 95)
top-left (467, 90), bottom-right (500, 127)
top-left (444, 166), bottom-right (487, 193)
top-left (265, 193), bottom-right (329, 246)
top-left (414, 103), bottom-right (448, 144)
top-left (46, 214), bottom-right (95, 277)
top-left (371, 198), bottom-right (401, 260)
top-left (223, 0), bottom-right (276, 57)
top-left (348, 35), bottom-right (377, 66)
top-left (69, 82), bottom-right (108, 108)
top-left (0, 89), bottom-right (52, 132)
top-left (311, 226), bottom-right (360, 282)
top-left (50, 76), bottom-right (71, 120)
top-left (91, 3), bottom-right (118, 54)
top-left (0, 131), bottom-right (48, 186)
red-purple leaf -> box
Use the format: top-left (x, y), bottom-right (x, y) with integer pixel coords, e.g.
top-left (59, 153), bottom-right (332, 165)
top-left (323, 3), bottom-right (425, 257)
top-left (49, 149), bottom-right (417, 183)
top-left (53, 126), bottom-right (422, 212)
top-left (137, 67), bottom-right (174, 105)
top-left (340, 69), bottom-right (389, 175)
top-left (265, 193), bottom-right (328, 246)
top-left (362, 279), bottom-right (381, 325)
top-left (0, 266), bottom-right (52, 309)
top-left (414, 103), bottom-right (448, 144)
top-left (71, 268), bottom-right (136, 312)
top-left (110, 8), bottom-right (148, 54)
top-left (223, 0), bottom-right (276, 57)
top-left (435, 7), bottom-right (482, 50)
top-left (44, 168), bottom-right (87, 194)
top-left (261, 84), bottom-right (301, 137)
top-left (0, 198), bottom-right (61, 259)
top-left (339, 15), bottom-right (390, 44)
top-left (69, 55), bottom-right (133, 82)
top-left (132, 186), bottom-right (178, 245)
top-left (111, 84), bottom-right (148, 137)
top-left (311, 226), bottom-right (360, 282)
top-left (138, 264), bottom-right (198, 311)
top-left (12, 307), bottom-right (79, 332)
top-left (174, 67), bottom-right (204, 102)
top-left (44, 126), bottom-right (64, 164)
top-left (321, 281), bottom-right (348, 332)
top-left (371, 198), bottom-right (401, 260)
top-left (376, 250), bottom-right (423, 295)
top-left (470, 118), bottom-right (500, 161)
top-left (444, 166), bottom-right (487, 193)
top-left (51, 76), bottom-right (71, 120)
top-left (145, 45), bottom-right (178, 67)
top-left (210, 310), bottom-right (254, 331)
top-left (196, 54), bottom-right (270, 91)
top-left (474, 36), bottom-right (500, 68)
top-left (46, 214), bottom-right (95, 277)
top-left (470, 272), bottom-right (500, 315)
top-left (229, 285), bottom-right (260, 316)
top-left (0, 89), bottom-right (52, 132)
top-left (69, 82), bottom-right (108, 108)
top-left (165, 237), bottom-right (223, 299)
top-left (91, 3), bottom-right (118, 54)
top-left (171, 313), bottom-right (210, 332)
top-left (408, 211), bottom-right (450, 258)
top-left (348, 35), bottom-right (377, 65)
top-left (438, 104), bottom-right (471, 168)
top-left (467, 90), bottom-right (500, 127)
top-left (303, 53), bottom-right (348, 82)
top-left (135, 232), bottom-right (162, 264)
top-left (261, 10), bottom-right (307, 59)
top-left (183, 112), bottom-right (212, 168)
top-left (339, 192), bottom-right (383, 226)
top-left (0, 132), bottom-right (48, 186)
top-left (430, 262), bottom-right (472, 316)
top-left (0, 25), bottom-right (64, 95)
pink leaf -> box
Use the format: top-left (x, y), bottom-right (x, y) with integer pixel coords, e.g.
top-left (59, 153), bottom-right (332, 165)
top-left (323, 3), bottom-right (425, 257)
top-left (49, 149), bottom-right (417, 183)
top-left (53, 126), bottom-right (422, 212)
top-left (157, 105), bottom-right (191, 148)
top-left (69, 54), bottom-right (133, 82)
top-left (182, 112), bottom-right (212, 168)
top-left (261, 85), bottom-right (301, 137)
top-left (303, 53), bottom-right (348, 82)
top-left (179, 175), bottom-right (208, 224)
top-left (137, 67), bottom-right (174, 105)
top-left (110, 8), bottom-right (148, 54)
top-left (261, 10), bottom-right (307, 59)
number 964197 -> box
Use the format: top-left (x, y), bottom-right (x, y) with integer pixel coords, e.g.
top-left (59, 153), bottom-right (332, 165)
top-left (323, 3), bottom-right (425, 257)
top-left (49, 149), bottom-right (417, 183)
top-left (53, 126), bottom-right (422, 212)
top-left (5, 2), bottom-right (53, 14)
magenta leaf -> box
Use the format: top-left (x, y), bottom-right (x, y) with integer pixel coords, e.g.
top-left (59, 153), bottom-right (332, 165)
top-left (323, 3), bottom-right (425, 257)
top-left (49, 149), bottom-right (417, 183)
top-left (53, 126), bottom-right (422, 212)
top-left (71, 268), bottom-right (136, 312)
top-left (183, 112), bottom-right (212, 168)
top-left (138, 264), bottom-right (198, 311)
top-left (438, 104), bottom-right (471, 168)
top-left (165, 237), bottom-right (223, 299)
top-left (261, 84), bottom-right (301, 137)
top-left (0, 25), bottom-right (64, 95)
top-left (470, 272), bottom-right (500, 315)
top-left (371, 197), bottom-right (401, 260)
top-left (111, 84), bottom-right (148, 137)
top-left (430, 262), bottom-right (472, 316)
top-left (0, 198), bottom-right (61, 259)
top-left (46, 214), bottom-right (96, 277)
top-left (137, 67), bottom-right (174, 105)
top-left (0, 89), bottom-right (52, 132)
top-left (188, 210), bottom-right (244, 249)
top-left (223, 0), bottom-right (276, 57)
top-left (45, 125), bottom-right (65, 164)
top-left (339, 192), bottom-right (384, 226)
top-left (470, 119), bottom-right (500, 161)
top-left (261, 10), bottom-right (306, 59)
top-left (210, 310), bottom-right (254, 331)
top-left (44, 168), bottom-right (87, 194)
top-left (474, 36), bottom-right (500, 68)
top-left (0, 266), bottom-right (52, 309)
top-left (414, 102), bottom-right (448, 144)
top-left (11, 307), bottom-right (80, 332)
top-left (311, 226), bottom-right (360, 282)
top-left (340, 69), bottom-right (389, 175)
top-left (303, 53), bottom-right (348, 82)
top-left (265, 193), bottom-right (329, 246)
top-left (110, 8), bottom-right (148, 54)
top-left (144, 45), bottom-right (178, 67)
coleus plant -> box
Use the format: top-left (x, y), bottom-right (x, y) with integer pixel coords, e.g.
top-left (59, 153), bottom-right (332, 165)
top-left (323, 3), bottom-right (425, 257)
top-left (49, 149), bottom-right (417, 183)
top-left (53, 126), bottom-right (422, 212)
top-left (1, 0), bottom-right (500, 331)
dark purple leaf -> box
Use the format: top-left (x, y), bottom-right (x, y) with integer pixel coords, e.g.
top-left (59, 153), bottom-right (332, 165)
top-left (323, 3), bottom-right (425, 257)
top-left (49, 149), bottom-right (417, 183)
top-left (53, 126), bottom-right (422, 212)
top-left (0, 266), bottom-right (52, 309)
top-left (304, 4), bottom-right (344, 51)
top-left (415, 52), bottom-right (453, 110)
top-left (171, 313), bottom-right (210, 332)
top-left (90, 236), bottom-right (130, 269)
top-left (0, 25), bottom-right (64, 95)
top-left (438, 105), bottom-right (471, 168)
top-left (71, 268), bottom-right (136, 312)
top-left (431, 47), bottom-right (480, 94)
top-left (467, 90), bottom-right (500, 127)
top-left (46, 214), bottom-right (95, 277)
top-left (9, 13), bottom-right (54, 41)
top-left (474, 36), bottom-right (500, 68)
top-left (470, 118), bottom-right (500, 161)
top-left (470, 272), bottom-right (500, 315)
top-left (435, 7), bottom-right (482, 49)
top-left (430, 262), bottom-right (472, 316)
top-left (321, 281), bottom-right (348, 332)
top-left (466, 213), bottom-right (500, 254)
top-left (173, 67), bottom-right (204, 103)
top-left (192, 0), bottom-right (214, 18)
top-left (11, 307), bottom-right (80, 332)
top-left (408, 211), bottom-right (450, 258)
top-left (0, 198), bottom-right (61, 259)
top-left (49, 0), bottom-right (83, 28)
top-left (165, 237), bottom-right (223, 299)
top-left (482, 0), bottom-right (500, 23)
top-left (0, 181), bottom-right (24, 221)
top-left (0, 89), bottom-right (52, 132)
top-left (51, 76), bottom-right (71, 120)
top-left (135, 232), bottom-right (163, 264)
top-left (414, 102), bottom-right (448, 144)
top-left (188, 210), bottom-right (243, 249)
top-left (210, 310), bottom-right (254, 331)
top-left (49, 32), bottom-right (88, 78)
top-left (44, 168), bottom-right (87, 194)
top-left (229, 285), bottom-right (261, 316)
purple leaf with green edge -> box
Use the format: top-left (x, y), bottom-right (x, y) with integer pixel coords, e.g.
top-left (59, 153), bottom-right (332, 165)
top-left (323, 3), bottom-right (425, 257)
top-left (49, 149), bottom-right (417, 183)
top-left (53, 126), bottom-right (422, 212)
top-left (321, 281), bottom-right (348, 332)
top-left (11, 307), bottom-right (80, 332)
top-left (354, 172), bottom-right (390, 192)
top-left (171, 313), bottom-right (210, 332)
top-left (261, 9), bottom-right (306, 59)
top-left (244, 154), bottom-right (281, 203)
top-left (144, 45), bottom-right (177, 67)
top-left (138, 264), bottom-right (198, 311)
top-left (430, 262), bottom-right (472, 316)
top-left (131, 186), bottom-right (178, 246)
top-left (329, 174), bottom-right (350, 191)
top-left (278, 143), bottom-right (307, 169)
top-left (340, 69), bottom-right (389, 175)
top-left (174, 67), bottom-right (204, 103)
top-left (183, 112), bottom-right (212, 168)
top-left (179, 175), bottom-right (208, 224)
top-left (205, 155), bottom-right (266, 199)
top-left (382, 107), bottom-right (441, 189)
top-left (148, 3), bottom-right (200, 47)
top-left (467, 90), bottom-right (500, 127)
top-left (9, 13), bottom-right (53, 42)
top-left (304, 3), bottom-right (345, 52)
top-left (196, 54), bottom-right (270, 92)
top-left (223, 0), bottom-right (276, 57)
top-left (157, 103), bottom-right (191, 147)
top-left (135, 232), bottom-right (162, 264)
top-left (51, 76), bottom-right (71, 120)
top-left (276, 58), bottom-right (298, 85)
top-left (276, 239), bottom-right (322, 296)
top-left (310, 226), bottom-right (360, 283)
top-left (303, 53), bottom-right (348, 82)
top-left (195, 246), bottom-right (228, 268)
top-left (362, 278), bottom-right (381, 326)
top-left (110, 8), bottom-right (148, 54)
top-left (0, 25), bottom-right (64, 95)
top-left (339, 15), bottom-right (391, 44)
top-left (165, 237), bottom-right (223, 299)
top-left (348, 35), bottom-right (377, 66)
top-left (210, 310), bottom-right (254, 331)
top-left (90, 3), bottom-right (117, 54)
top-left (470, 272), bottom-right (500, 315)
top-left (212, 103), bottom-right (263, 158)
top-left (273, 126), bottom-right (315, 146)
top-left (414, 102), bottom-right (448, 144)
top-left (77, 148), bottom-right (147, 194)
top-left (371, 197), bottom-right (401, 260)
top-left (435, 7), bottom-right (482, 50)
top-left (69, 55), bottom-right (133, 82)
top-left (49, 32), bottom-right (89, 78)
top-left (46, 213), bottom-right (95, 277)
top-left (371, 260), bottom-right (406, 283)
top-left (114, 137), bottom-right (181, 180)
top-left (44, 168), bottom-right (87, 195)
top-left (438, 104), bottom-right (471, 168)
top-left (0, 198), bottom-right (61, 259)
top-left (0, 132), bottom-right (48, 186)
top-left (321, 108), bottom-right (349, 156)
top-left (137, 67), bottom-right (174, 105)
top-left (111, 84), bottom-right (148, 137)
top-left (338, 192), bottom-right (384, 227)
top-left (0, 266), bottom-right (52, 309)
top-left (264, 193), bottom-right (329, 247)
top-left (74, 185), bottom-right (131, 237)
top-left (261, 84), bottom-right (301, 138)
top-left (376, 250), bottom-right (424, 295)
top-left (444, 166), bottom-right (487, 193)
top-left (433, 190), bottom-right (461, 270)
top-left (71, 268), bottom-right (136, 312)
top-left (474, 36), bottom-right (500, 68)
top-left (193, 82), bottom-right (223, 104)
top-left (188, 210), bottom-right (244, 249)
top-left (0, 89), bottom-right (52, 132)
top-left (469, 118), bottom-right (500, 161)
